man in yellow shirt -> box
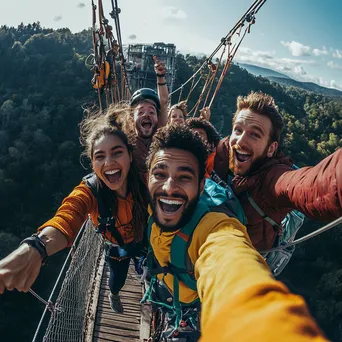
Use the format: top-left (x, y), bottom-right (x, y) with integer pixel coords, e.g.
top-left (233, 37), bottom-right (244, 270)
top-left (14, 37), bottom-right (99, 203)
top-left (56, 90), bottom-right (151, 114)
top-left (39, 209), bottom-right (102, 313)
top-left (145, 125), bottom-right (327, 341)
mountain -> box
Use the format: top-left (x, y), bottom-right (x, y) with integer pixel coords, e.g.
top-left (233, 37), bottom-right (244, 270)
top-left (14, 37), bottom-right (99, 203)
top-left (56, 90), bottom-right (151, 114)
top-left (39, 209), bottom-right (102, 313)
top-left (268, 76), bottom-right (342, 97)
top-left (238, 63), bottom-right (342, 98)
top-left (238, 63), bottom-right (291, 79)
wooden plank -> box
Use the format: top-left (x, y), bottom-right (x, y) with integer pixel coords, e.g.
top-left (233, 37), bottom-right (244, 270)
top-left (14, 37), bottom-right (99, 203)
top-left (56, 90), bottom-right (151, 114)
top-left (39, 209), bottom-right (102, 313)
top-left (93, 330), bottom-right (140, 341)
top-left (91, 261), bottom-right (153, 342)
top-left (140, 303), bottom-right (152, 342)
top-left (94, 311), bottom-right (141, 324)
top-left (95, 323), bottom-right (139, 335)
top-left (95, 317), bottom-right (139, 330)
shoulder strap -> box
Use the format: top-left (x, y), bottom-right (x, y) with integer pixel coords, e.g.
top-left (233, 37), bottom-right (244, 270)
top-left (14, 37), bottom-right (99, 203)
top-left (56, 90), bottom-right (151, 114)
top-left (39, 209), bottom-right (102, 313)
top-left (170, 201), bottom-right (210, 292)
top-left (246, 163), bottom-right (301, 232)
top-left (246, 191), bottom-right (280, 230)
top-left (83, 173), bottom-right (125, 247)
top-left (207, 175), bottom-right (247, 225)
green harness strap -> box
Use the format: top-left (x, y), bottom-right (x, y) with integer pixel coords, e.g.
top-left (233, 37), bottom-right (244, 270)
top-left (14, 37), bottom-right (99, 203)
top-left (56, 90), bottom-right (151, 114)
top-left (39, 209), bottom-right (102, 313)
top-left (170, 201), bottom-right (210, 292)
top-left (141, 202), bottom-right (210, 334)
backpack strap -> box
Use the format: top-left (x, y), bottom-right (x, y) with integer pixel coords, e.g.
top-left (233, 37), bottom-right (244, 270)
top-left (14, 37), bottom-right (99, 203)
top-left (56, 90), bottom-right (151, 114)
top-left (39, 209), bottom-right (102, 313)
top-left (246, 191), bottom-right (281, 231)
top-left (245, 164), bottom-right (301, 232)
top-left (208, 174), bottom-right (247, 225)
top-left (170, 201), bottom-right (210, 292)
top-left (83, 173), bottom-right (125, 247)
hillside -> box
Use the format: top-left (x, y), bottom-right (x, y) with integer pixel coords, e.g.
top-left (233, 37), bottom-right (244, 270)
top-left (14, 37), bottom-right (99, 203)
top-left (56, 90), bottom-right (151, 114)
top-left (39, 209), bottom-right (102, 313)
top-left (238, 63), bottom-right (342, 97)
top-left (268, 76), bottom-right (342, 97)
top-left (238, 63), bottom-right (290, 79)
top-left (0, 24), bottom-right (341, 341)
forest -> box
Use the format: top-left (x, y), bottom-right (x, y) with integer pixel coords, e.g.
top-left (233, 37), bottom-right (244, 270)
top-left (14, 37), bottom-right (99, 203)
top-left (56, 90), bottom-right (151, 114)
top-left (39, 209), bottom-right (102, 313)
top-left (0, 23), bottom-right (341, 341)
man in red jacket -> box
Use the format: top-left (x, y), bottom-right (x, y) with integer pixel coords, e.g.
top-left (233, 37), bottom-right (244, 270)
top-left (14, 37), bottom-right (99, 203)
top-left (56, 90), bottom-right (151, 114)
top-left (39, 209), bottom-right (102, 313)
top-left (214, 91), bottom-right (342, 251)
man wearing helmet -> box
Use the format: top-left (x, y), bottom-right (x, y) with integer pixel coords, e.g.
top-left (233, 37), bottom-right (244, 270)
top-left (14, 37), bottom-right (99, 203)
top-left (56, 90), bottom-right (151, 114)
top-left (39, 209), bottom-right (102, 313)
top-left (130, 57), bottom-right (169, 176)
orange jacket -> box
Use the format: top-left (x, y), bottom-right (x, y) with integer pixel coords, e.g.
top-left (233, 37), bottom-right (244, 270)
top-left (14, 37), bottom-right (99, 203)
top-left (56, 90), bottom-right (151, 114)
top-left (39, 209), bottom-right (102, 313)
top-left (38, 181), bottom-right (135, 246)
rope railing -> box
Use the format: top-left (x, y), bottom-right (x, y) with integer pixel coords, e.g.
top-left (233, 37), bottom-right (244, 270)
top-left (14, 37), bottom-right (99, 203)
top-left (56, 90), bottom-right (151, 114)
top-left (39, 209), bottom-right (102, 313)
top-left (32, 219), bottom-right (104, 342)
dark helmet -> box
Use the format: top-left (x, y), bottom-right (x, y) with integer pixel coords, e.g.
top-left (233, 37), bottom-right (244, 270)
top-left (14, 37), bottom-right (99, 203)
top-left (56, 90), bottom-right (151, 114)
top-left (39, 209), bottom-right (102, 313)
top-left (130, 88), bottom-right (161, 110)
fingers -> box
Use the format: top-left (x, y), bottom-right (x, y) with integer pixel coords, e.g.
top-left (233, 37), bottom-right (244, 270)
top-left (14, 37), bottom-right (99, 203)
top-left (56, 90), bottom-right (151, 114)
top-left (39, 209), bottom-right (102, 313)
top-left (0, 282), bottom-right (5, 294)
top-left (23, 264), bottom-right (41, 292)
top-left (153, 56), bottom-right (166, 74)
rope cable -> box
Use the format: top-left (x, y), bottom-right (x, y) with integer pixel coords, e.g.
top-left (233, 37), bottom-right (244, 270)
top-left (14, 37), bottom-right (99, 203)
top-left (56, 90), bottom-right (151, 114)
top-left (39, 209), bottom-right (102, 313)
top-left (260, 216), bottom-right (342, 254)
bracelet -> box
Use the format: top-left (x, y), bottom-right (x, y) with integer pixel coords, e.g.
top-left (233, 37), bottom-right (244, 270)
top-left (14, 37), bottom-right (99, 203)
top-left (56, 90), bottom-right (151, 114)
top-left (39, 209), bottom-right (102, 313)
top-left (157, 82), bottom-right (167, 86)
top-left (156, 73), bottom-right (166, 78)
top-left (20, 234), bottom-right (48, 264)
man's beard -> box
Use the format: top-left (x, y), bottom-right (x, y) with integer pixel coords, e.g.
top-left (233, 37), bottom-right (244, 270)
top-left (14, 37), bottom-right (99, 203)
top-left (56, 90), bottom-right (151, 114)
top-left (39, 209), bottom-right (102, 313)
top-left (148, 191), bottom-right (200, 232)
top-left (229, 144), bottom-right (270, 177)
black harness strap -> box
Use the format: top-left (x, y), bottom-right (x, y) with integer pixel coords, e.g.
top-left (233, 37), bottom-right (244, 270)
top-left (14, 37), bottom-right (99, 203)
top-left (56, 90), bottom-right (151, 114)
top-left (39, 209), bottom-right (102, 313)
top-left (84, 173), bottom-right (125, 247)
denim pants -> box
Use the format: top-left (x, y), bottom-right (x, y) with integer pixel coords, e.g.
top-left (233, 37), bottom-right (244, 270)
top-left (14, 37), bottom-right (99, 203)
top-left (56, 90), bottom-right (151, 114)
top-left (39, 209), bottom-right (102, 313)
top-left (106, 256), bottom-right (131, 294)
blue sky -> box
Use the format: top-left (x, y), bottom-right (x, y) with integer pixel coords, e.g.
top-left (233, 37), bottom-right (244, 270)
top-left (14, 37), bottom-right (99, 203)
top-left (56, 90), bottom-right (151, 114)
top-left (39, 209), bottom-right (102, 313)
top-left (1, 0), bottom-right (342, 89)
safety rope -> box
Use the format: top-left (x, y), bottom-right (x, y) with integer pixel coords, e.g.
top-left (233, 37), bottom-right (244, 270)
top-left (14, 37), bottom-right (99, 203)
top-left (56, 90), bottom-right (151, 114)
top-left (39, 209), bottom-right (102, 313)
top-left (177, 86), bottom-right (184, 103)
top-left (191, 71), bottom-right (215, 117)
top-left (169, 0), bottom-right (267, 108)
top-left (91, 0), bottom-right (103, 112)
top-left (185, 74), bottom-right (203, 103)
top-left (202, 51), bottom-right (225, 109)
top-left (208, 13), bottom-right (256, 108)
top-left (260, 216), bottom-right (342, 254)
top-left (110, 0), bottom-right (131, 100)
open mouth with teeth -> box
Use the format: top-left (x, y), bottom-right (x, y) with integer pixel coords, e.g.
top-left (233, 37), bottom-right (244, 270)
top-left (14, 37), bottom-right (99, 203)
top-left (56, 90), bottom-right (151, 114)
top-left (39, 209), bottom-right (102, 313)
top-left (104, 169), bottom-right (122, 184)
top-left (158, 198), bottom-right (184, 215)
top-left (235, 150), bottom-right (252, 163)
top-left (141, 120), bottom-right (152, 129)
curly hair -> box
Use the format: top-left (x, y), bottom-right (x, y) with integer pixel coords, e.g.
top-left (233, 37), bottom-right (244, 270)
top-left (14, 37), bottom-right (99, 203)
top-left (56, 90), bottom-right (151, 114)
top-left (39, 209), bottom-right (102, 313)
top-left (168, 101), bottom-right (188, 121)
top-left (79, 104), bottom-right (147, 243)
top-left (186, 117), bottom-right (221, 148)
top-left (146, 125), bottom-right (209, 182)
top-left (233, 91), bottom-right (284, 143)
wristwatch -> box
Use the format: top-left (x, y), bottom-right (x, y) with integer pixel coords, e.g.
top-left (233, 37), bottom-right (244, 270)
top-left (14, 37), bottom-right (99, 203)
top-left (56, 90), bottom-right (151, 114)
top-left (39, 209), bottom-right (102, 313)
top-left (19, 234), bottom-right (48, 264)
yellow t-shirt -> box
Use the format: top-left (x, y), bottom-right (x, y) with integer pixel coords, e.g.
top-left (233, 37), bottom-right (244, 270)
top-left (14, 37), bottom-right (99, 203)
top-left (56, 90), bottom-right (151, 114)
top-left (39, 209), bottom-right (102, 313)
top-left (149, 208), bottom-right (326, 341)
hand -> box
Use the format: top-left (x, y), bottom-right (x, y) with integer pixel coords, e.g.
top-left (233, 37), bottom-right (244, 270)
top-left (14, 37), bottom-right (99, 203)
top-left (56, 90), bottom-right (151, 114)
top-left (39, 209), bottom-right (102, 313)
top-left (200, 107), bottom-right (211, 121)
top-left (0, 244), bottom-right (43, 294)
top-left (153, 56), bottom-right (166, 76)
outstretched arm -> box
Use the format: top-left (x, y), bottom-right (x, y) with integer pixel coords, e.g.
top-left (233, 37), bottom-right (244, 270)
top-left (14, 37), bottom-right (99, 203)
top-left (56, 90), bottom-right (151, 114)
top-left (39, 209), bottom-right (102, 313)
top-left (0, 227), bottom-right (68, 294)
top-left (195, 217), bottom-right (327, 341)
top-left (154, 56), bottom-right (169, 128)
top-left (0, 181), bottom-right (97, 293)
top-left (272, 148), bottom-right (342, 221)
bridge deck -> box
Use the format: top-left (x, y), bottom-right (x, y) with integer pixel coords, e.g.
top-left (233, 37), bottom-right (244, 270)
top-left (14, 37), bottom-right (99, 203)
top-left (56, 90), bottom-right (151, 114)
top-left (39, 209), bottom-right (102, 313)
top-left (91, 262), bottom-right (151, 342)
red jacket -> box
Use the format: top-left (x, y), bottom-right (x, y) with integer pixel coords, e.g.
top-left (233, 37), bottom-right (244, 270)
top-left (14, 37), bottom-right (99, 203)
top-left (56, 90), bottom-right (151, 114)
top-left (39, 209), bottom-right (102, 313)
top-left (214, 137), bottom-right (342, 250)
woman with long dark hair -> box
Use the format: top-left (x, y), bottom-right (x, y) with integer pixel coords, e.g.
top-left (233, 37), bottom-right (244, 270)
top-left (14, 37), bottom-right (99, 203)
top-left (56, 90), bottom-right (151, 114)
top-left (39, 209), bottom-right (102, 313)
top-left (0, 104), bottom-right (148, 313)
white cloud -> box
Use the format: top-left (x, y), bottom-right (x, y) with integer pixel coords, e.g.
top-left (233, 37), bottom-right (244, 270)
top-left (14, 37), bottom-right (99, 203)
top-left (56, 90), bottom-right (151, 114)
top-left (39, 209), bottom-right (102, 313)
top-left (332, 49), bottom-right (342, 59)
top-left (312, 46), bottom-right (328, 56)
top-left (236, 47), bottom-right (342, 90)
top-left (281, 40), bottom-right (311, 57)
top-left (128, 34), bottom-right (137, 40)
top-left (162, 6), bottom-right (187, 20)
top-left (53, 16), bottom-right (63, 22)
top-left (293, 65), bottom-right (306, 75)
top-left (327, 61), bottom-right (342, 70)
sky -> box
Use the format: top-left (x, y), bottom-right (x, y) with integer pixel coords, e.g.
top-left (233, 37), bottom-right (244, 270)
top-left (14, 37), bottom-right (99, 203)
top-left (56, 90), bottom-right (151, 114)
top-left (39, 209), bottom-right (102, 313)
top-left (1, 0), bottom-right (342, 90)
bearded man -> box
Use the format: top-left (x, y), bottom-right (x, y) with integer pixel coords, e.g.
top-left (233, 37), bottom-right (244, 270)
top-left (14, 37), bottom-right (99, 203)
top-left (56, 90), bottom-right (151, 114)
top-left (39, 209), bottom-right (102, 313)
top-left (213, 91), bottom-right (342, 250)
